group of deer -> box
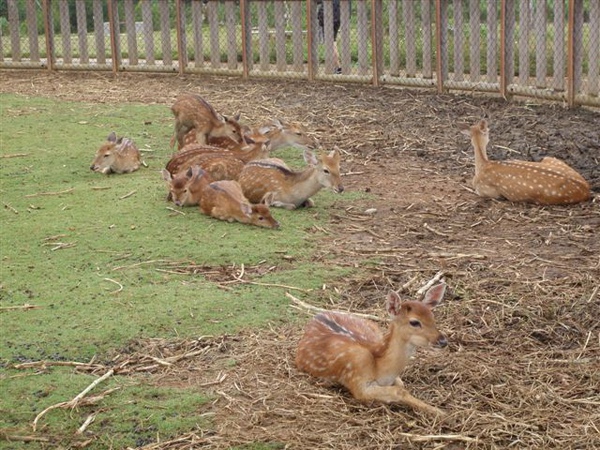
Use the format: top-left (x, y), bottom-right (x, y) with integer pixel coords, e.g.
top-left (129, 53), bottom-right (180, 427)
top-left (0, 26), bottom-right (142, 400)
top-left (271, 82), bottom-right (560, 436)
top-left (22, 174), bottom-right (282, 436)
top-left (89, 103), bottom-right (592, 419)
top-left (161, 93), bottom-right (344, 228)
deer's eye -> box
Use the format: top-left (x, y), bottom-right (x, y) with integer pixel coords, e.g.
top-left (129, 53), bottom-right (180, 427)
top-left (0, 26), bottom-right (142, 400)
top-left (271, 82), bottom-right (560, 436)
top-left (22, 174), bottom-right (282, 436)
top-left (323, 169), bottom-right (330, 174)
top-left (103, 154), bottom-right (110, 158)
top-left (409, 319), bottom-right (422, 328)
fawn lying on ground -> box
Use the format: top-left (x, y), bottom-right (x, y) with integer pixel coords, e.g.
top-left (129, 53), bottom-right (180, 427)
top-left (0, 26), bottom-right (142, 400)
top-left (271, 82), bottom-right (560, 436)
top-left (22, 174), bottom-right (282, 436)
top-left (162, 166), bottom-right (280, 228)
top-left (238, 149), bottom-right (344, 209)
top-left (171, 94), bottom-right (244, 150)
top-left (460, 119), bottom-right (591, 205)
top-left (296, 283), bottom-right (448, 417)
top-left (90, 132), bottom-right (142, 174)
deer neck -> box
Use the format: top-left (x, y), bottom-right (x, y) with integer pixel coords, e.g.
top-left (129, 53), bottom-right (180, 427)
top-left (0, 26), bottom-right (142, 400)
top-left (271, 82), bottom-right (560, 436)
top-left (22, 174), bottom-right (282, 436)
top-left (287, 166), bottom-right (323, 199)
top-left (472, 134), bottom-right (490, 177)
top-left (374, 322), bottom-right (412, 385)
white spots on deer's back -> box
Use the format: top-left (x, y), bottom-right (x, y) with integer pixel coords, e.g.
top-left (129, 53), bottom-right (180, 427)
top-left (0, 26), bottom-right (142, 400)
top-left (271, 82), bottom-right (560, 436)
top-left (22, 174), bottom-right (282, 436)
top-left (463, 119), bottom-right (591, 205)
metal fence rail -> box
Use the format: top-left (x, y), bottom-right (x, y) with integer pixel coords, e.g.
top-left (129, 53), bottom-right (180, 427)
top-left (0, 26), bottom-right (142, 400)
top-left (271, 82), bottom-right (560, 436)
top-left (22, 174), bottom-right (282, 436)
top-left (1, 0), bottom-right (598, 108)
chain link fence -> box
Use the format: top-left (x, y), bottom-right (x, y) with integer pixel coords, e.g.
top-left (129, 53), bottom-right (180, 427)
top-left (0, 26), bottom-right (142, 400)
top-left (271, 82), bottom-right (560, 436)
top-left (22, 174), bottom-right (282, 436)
top-left (1, 0), bottom-right (598, 107)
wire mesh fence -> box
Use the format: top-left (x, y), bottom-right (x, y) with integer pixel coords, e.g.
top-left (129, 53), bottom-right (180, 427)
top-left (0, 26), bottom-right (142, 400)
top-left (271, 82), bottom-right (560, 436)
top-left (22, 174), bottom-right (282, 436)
top-left (1, 0), bottom-right (598, 107)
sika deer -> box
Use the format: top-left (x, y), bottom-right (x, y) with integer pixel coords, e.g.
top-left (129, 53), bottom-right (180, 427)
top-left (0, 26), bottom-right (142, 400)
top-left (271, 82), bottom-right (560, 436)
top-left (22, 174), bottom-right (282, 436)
top-left (161, 166), bottom-right (212, 207)
top-left (460, 119), bottom-right (591, 205)
top-left (200, 180), bottom-right (280, 229)
top-left (296, 283), bottom-right (448, 417)
top-left (247, 119), bottom-right (316, 151)
top-left (171, 94), bottom-right (244, 150)
top-left (90, 132), bottom-right (142, 174)
top-left (238, 149), bottom-right (344, 209)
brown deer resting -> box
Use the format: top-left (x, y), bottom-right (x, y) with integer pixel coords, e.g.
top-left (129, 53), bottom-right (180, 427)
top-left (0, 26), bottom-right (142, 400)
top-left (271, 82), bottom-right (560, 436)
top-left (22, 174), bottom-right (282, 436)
top-left (296, 283), bottom-right (448, 417)
top-left (171, 94), bottom-right (244, 150)
top-left (238, 149), bottom-right (344, 209)
top-left (460, 119), bottom-right (591, 205)
top-left (168, 140), bottom-right (272, 175)
top-left (90, 132), bottom-right (142, 174)
top-left (162, 166), bottom-right (280, 228)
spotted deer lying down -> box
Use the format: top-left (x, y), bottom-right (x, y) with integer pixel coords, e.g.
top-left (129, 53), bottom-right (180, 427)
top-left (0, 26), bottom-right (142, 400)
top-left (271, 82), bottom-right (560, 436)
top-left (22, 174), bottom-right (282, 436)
top-left (296, 283), bottom-right (448, 417)
top-left (171, 93), bottom-right (244, 150)
top-left (162, 166), bottom-right (280, 229)
top-left (460, 119), bottom-right (591, 205)
top-left (238, 149), bottom-right (344, 209)
top-left (90, 132), bottom-right (142, 174)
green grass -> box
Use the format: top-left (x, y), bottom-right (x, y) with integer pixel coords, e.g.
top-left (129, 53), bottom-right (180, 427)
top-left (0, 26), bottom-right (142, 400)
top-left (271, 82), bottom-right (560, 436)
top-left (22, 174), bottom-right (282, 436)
top-left (0, 93), bottom-right (355, 448)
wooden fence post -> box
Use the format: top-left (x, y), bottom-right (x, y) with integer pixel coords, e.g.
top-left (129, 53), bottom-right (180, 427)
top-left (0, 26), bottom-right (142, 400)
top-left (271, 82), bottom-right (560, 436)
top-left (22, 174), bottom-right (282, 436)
top-left (42, 0), bottom-right (53, 71)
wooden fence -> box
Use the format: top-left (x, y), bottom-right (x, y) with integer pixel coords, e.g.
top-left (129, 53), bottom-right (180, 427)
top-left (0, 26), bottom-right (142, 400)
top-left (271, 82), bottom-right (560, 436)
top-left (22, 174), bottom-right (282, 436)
top-left (1, 0), bottom-right (599, 108)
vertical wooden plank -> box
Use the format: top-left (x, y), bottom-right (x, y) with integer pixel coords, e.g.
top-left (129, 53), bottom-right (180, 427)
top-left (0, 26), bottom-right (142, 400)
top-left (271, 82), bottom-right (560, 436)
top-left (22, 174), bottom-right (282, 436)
top-left (572, 0), bottom-right (583, 94)
top-left (8, 0), bottom-right (22, 61)
top-left (26, 0), bottom-right (40, 62)
top-left (567, 0), bottom-right (575, 106)
top-left (469, 0), bottom-right (479, 81)
top-left (124, 0), bottom-right (138, 65)
top-left (43, 0), bottom-right (54, 70)
top-left (339, 0), bottom-right (352, 72)
top-left (225, 0), bottom-right (238, 70)
top-left (141, 0), bottom-right (155, 65)
top-left (486, 0), bottom-right (498, 82)
top-left (534, 0), bottom-right (546, 87)
top-left (75, 0), bottom-right (88, 64)
top-left (518, 0), bottom-right (529, 85)
top-left (356, 0), bottom-right (369, 75)
top-left (108, 0), bottom-right (120, 72)
top-left (404, 0), bottom-right (416, 77)
top-left (274, 0), bottom-right (287, 71)
top-left (93, 0), bottom-right (106, 64)
top-left (422, 0), bottom-right (432, 78)
top-left (159, 0), bottom-right (173, 66)
top-left (176, 0), bottom-right (187, 74)
top-left (257, 1), bottom-right (269, 71)
top-left (504, 0), bottom-right (515, 87)
top-left (372, 0), bottom-right (383, 84)
top-left (552, 0), bottom-right (565, 90)
top-left (454, 0), bottom-right (464, 81)
top-left (587, 0), bottom-right (599, 95)
top-left (291, 1), bottom-right (304, 72)
top-left (389, 0), bottom-right (399, 76)
top-left (59, 0), bottom-right (72, 64)
top-left (241, 0), bottom-right (252, 75)
top-left (437, 0), bottom-right (448, 90)
top-left (191, 0), bottom-right (204, 68)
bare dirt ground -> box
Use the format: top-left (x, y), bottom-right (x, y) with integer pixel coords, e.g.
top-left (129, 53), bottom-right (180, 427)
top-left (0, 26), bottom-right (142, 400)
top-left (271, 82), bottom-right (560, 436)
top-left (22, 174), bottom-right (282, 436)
top-left (2, 71), bottom-right (599, 449)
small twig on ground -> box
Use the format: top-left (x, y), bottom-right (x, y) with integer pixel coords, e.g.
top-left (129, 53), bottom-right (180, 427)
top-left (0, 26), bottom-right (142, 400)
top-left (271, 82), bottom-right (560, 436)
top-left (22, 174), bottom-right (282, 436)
top-left (0, 304), bottom-right (40, 311)
top-left (397, 432), bottom-right (478, 443)
top-left (76, 413), bottom-right (97, 434)
top-left (233, 264), bottom-right (311, 292)
top-left (0, 433), bottom-right (49, 442)
top-left (103, 278), bottom-right (123, 294)
top-left (166, 207), bottom-right (186, 215)
top-left (32, 369), bottom-right (115, 431)
top-left (1, 153), bottom-right (29, 158)
top-left (25, 188), bottom-right (74, 198)
top-left (119, 190), bottom-right (137, 200)
top-left (415, 271), bottom-right (446, 298)
top-left (4, 203), bottom-right (18, 214)
top-left (13, 360), bottom-right (98, 370)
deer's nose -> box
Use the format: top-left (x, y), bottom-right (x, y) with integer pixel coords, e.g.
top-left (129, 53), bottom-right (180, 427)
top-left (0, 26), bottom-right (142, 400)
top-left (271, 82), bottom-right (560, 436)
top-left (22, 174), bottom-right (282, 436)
top-left (436, 335), bottom-right (448, 348)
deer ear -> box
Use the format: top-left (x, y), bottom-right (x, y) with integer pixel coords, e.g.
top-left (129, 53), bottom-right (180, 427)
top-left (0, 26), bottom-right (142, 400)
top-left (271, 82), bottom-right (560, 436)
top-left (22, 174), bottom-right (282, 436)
top-left (107, 131), bottom-right (117, 143)
top-left (241, 202), bottom-right (252, 217)
top-left (272, 118), bottom-right (283, 129)
top-left (478, 119), bottom-right (488, 132)
top-left (233, 113), bottom-right (241, 122)
top-left (303, 149), bottom-right (318, 166)
top-left (161, 169), bottom-right (172, 183)
top-left (422, 283), bottom-right (446, 309)
top-left (386, 291), bottom-right (403, 317)
top-left (261, 192), bottom-right (275, 206)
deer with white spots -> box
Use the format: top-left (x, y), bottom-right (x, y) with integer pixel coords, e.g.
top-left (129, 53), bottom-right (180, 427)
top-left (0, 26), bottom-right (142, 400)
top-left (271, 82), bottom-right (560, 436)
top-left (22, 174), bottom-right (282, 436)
top-left (295, 283), bottom-right (448, 417)
top-left (460, 119), bottom-right (591, 205)
top-left (90, 132), bottom-right (142, 174)
top-left (171, 94), bottom-right (245, 150)
top-left (238, 148), bottom-right (344, 209)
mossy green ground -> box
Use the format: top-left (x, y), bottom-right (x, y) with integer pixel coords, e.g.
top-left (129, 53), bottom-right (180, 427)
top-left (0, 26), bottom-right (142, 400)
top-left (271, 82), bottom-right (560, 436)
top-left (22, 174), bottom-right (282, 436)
top-left (0, 94), bottom-right (353, 448)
